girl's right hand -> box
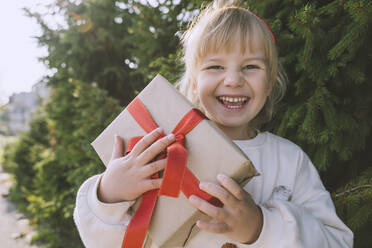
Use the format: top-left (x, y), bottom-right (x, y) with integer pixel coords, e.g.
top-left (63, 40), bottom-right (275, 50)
top-left (98, 127), bottom-right (176, 203)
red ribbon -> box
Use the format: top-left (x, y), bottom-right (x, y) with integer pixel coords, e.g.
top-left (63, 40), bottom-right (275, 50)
top-left (121, 98), bottom-right (222, 248)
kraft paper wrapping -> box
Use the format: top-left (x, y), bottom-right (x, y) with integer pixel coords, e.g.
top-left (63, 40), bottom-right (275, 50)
top-left (91, 74), bottom-right (258, 247)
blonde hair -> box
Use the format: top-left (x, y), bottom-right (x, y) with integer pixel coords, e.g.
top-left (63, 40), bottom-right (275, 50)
top-left (177, 0), bottom-right (287, 129)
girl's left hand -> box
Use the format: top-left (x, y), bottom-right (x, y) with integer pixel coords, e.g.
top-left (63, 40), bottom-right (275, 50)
top-left (188, 174), bottom-right (263, 244)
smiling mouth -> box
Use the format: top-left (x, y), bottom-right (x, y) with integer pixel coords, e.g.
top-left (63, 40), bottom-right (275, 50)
top-left (217, 96), bottom-right (249, 109)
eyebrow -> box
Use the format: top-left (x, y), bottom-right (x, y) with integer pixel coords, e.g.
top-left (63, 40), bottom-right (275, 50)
top-left (203, 56), bottom-right (266, 63)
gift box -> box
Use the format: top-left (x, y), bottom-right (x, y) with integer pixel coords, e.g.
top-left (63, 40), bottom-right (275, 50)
top-left (91, 74), bottom-right (258, 248)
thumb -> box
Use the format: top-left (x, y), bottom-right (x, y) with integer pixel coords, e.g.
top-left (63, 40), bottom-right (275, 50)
top-left (111, 134), bottom-right (124, 160)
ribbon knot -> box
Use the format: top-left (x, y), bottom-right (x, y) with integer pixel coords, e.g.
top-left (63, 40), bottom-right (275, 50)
top-left (122, 98), bottom-right (222, 248)
top-left (175, 134), bottom-right (185, 145)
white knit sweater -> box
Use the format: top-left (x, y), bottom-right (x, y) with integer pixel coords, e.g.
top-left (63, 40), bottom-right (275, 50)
top-left (74, 132), bottom-right (353, 248)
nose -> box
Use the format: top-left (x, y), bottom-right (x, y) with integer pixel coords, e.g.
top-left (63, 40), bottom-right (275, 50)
top-left (223, 69), bottom-right (244, 88)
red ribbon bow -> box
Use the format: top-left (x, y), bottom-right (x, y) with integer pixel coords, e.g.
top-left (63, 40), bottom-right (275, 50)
top-left (121, 98), bottom-right (222, 248)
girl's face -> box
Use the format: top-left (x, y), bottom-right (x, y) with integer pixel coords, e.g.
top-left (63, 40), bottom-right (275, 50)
top-left (196, 46), bottom-right (271, 140)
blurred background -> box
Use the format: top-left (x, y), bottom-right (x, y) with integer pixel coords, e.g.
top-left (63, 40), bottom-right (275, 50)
top-left (0, 0), bottom-right (371, 247)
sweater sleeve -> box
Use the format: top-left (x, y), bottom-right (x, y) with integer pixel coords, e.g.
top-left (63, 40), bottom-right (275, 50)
top-left (73, 174), bottom-right (135, 248)
top-left (242, 152), bottom-right (353, 248)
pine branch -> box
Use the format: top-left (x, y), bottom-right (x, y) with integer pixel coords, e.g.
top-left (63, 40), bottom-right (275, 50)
top-left (334, 184), bottom-right (372, 198)
top-left (349, 3), bottom-right (372, 19)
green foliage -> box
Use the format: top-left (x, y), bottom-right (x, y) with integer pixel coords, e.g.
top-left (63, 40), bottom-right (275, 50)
top-left (0, 136), bottom-right (17, 163)
top-left (2, 0), bottom-right (371, 247)
top-left (3, 112), bottom-right (49, 213)
top-left (4, 0), bottom-right (194, 246)
top-left (4, 83), bottom-right (121, 247)
top-left (334, 167), bottom-right (372, 248)
top-left (149, 50), bottom-right (184, 83)
top-left (250, 0), bottom-right (372, 246)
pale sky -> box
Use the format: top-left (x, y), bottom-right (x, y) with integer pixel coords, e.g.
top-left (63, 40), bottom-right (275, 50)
top-left (0, 0), bottom-right (56, 105)
top-left (0, 0), bottom-right (180, 105)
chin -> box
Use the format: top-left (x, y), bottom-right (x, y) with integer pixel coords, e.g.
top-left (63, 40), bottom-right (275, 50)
top-left (215, 120), bottom-right (248, 130)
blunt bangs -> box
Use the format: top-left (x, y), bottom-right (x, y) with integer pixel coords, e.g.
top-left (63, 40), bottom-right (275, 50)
top-left (197, 8), bottom-right (268, 62)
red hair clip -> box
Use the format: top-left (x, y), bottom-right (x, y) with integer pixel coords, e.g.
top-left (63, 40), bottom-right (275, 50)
top-left (250, 11), bottom-right (276, 44)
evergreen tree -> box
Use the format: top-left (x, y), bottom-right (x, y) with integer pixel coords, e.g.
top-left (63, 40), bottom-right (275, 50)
top-left (244, 1), bottom-right (372, 247)
top-left (3, 0), bottom-right (371, 247)
top-left (3, 0), bottom-right (197, 246)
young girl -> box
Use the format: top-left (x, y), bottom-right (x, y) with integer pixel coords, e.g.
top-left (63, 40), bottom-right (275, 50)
top-left (74, 0), bottom-right (353, 247)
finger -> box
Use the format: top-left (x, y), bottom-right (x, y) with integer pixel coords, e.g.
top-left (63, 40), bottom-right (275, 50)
top-left (199, 181), bottom-right (239, 208)
top-left (143, 178), bottom-right (163, 192)
top-left (111, 135), bottom-right (124, 160)
top-left (196, 220), bottom-right (230, 234)
top-left (141, 159), bottom-right (166, 178)
top-left (217, 174), bottom-right (246, 201)
top-left (130, 127), bottom-right (163, 157)
top-left (189, 195), bottom-right (229, 222)
top-left (137, 133), bottom-right (175, 164)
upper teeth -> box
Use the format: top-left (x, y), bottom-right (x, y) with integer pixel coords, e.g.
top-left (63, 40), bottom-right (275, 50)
top-left (219, 96), bottom-right (248, 103)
